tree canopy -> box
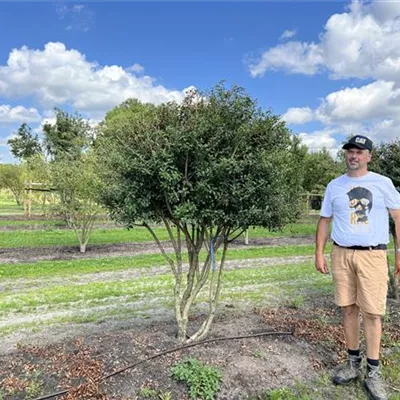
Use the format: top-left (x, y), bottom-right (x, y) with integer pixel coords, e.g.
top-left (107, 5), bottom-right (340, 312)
top-left (8, 123), bottom-right (42, 161)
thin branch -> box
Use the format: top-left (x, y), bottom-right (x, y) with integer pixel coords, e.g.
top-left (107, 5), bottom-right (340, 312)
top-left (143, 222), bottom-right (177, 275)
top-left (162, 216), bottom-right (178, 256)
top-left (228, 228), bottom-right (247, 243)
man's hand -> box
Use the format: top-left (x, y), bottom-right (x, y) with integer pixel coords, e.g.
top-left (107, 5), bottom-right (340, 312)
top-left (389, 209), bottom-right (400, 283)
top-left (395, 253), bottom-right (400, 283)
top-left (315, 253), bottom-right (329, 274)
top-left (315, 217), bottom-right (331, 275)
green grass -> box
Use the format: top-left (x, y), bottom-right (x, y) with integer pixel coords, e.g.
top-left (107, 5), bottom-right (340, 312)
top-left (0, 219), bottom-right (65, 227)
top-left (0, 218), bottom-right (113, 228)
top-left (0, 244), bottom-right (320, 280)
top-left (0, 222), bottom-right (318, 249)
top-left (0, 262), bottom-right (329, 317)
top-left (0, 274), bottom-right (174, 314)
top-left (0, 226), bottom-right (170, 248)
top-left (0, 204), bottom-right (43, 216)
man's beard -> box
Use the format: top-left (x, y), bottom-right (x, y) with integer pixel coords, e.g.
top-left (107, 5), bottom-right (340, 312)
top-left (346, 160), bottom-right (362, 170)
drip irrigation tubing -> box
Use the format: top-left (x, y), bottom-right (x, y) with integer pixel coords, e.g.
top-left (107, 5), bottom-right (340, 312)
top-left (33, 330), bottom-right (293, 400)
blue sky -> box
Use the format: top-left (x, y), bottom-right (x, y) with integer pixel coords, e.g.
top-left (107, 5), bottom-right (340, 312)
top-left (1, 1), bottom-right (399, 163)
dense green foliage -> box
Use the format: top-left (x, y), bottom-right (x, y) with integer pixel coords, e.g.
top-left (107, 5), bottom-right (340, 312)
top-left (97, 84), bottom-right (305, 231)
top-left (171, 358), bottom-right (222, 400)
top-left (8, 123), bottom-right (42, 161)
top-left (43, 108), bottom-right (93, 161)
top-left (302, 149), bottom-right (343, 194)
top-left (0, 164), bottom-right (25, 205)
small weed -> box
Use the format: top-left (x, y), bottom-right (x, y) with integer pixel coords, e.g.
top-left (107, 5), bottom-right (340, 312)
top-left (171, 357), bottom-right (222, 400)
top-left (25, 370), bottom-right (44, 400)
top-left (158, 391), bottom-right (173, 400)
top-left (383, 311), bottom-right (391, 324)
top-left (139, 387), bottom-right (158, 397)
top-left (259, 387), bottom-right (299, 400)
top-left (251, 350), bottom-right (266, 359)
top-left (284, 295), bottom-right (304, 309)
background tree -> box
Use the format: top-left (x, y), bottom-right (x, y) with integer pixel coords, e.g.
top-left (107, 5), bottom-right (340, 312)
top-left (7, 123), bottom-right (42, 161)
top-left (0, 164), bottom-right (25, 205)
top-left (96, 84), bottom-right (305, 342)
top-left (43, 108), bottom-right (93, 161)
top-left (302, 148), bottom-right (343, 194)
top-left (41, 110), bottom-right (100, 252)
top-left (51, 154), bottom-right (102, 252)
top-left (370, 139), bottom-right (400, 299)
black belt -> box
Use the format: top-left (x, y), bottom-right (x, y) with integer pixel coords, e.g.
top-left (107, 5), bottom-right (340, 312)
top-left (333, 241), bottom-right (387, 251)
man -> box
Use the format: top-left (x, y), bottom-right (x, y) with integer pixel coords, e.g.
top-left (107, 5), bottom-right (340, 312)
top-left (315, 134), bottom-right (400, 400)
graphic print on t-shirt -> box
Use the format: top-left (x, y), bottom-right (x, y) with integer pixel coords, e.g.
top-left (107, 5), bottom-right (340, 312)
top-left (347, 186), bottom-right (373, 225)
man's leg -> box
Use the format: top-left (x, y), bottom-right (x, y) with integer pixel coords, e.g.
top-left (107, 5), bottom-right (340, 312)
top-left (356, 250), bottom-right (388, 400)
top-left (363, 312), bottom-right (387, 400)
top-left (343, 304), bottom-right (360, 350)
top-left (363, 312), bottom-right (382, 360)
top-left (333, 304), bottom-right (362, 385)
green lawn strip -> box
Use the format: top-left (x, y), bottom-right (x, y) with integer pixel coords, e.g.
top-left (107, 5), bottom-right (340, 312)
top-left (0, 217), bottom-right (112, 228)
top-left (0, 227), bottom-right (171, 248)
top-left (0, 262), bottom-right (331, 317)
top-left (0, 219), bottom-right (65, 227)
top-left (0, 206), bottom-right (43, 215)
top-left (0, 300), bottom-right (175, 337)
top-left (0, 222), bottom-right (318, 249)
top-left (247, 224), bottom-right (317, 238)
top-left (0, 244), bottom-right (320, 280)
top-left (0, 274), bottom-right (174, 314)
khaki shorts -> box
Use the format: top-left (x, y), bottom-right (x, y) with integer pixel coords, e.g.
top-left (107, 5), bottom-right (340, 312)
top-left (330, 245), bottom-right (389, 315)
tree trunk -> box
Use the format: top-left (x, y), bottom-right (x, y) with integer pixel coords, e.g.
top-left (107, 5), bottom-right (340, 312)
top-left (184, 238), bottom-right (229, 343)
top-left (79, 242), bottom-right (87, 253)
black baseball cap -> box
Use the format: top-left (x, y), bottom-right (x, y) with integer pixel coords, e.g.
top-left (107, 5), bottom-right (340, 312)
top-left (342, 135), bottom-right (373, 151)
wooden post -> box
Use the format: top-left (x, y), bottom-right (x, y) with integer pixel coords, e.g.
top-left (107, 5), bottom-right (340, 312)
top-left (28, 182), bottom-right (32, 217)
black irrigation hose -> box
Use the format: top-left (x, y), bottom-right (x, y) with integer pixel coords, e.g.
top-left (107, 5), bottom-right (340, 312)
top-left (33, 330), bottom-right (293, 400)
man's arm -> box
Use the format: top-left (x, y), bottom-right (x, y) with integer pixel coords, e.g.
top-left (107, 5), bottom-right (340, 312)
top-left (389, 209), bottom-right (400, 277)
top-left (315, 216), bottom-right (332, 274)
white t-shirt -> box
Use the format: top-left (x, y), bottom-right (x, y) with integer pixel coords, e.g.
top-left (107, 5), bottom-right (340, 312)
top-left (320, 172), bottom-right (400, 246)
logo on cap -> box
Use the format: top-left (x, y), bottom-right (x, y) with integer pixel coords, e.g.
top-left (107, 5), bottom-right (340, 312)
top-left (355, 137), bottom-right (366, 144)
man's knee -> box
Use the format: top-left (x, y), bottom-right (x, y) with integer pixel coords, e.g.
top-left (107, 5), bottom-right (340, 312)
top-left (343, 304), bottom-right (359, 317)
top-left (362, 311), bottom-right (382, 322)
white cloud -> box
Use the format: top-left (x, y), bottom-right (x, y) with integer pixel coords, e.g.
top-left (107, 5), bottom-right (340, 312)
top-left (282, 107), bottom-right (313, 124)
top-left (0, 42), bottom-right (191, 116)
top-left (55, 3), bottom-right (95, 32)
top-left (248, 0), bottom-right (400, 82)
top-left (72, 5), bottom-right (85, 14)
top-left (249, 41), bottom-right (323, 77)
top-left (0, 105), bottom-right (41, 124)
top-left (280, 29), bottom-right (297, 40)
top-left (287, 79), bottom-right (400, 144)
top-left (298, 129), bottom-right (339, 152)
top-left (315, 80), bottom-right (400, 124)
top-left (127, 63), bottom-right (145, 74)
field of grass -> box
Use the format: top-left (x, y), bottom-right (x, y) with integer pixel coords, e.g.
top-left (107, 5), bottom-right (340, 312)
top-left (1, 194), bottom-right (399, 400)
top-left (0, 223), bottom-right (319, 249)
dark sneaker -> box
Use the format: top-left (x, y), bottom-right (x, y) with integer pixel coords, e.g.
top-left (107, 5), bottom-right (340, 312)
top-left (332, 355), bottom-right (362, 385)
top-left (364, 364), bottom-right (387, 400)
